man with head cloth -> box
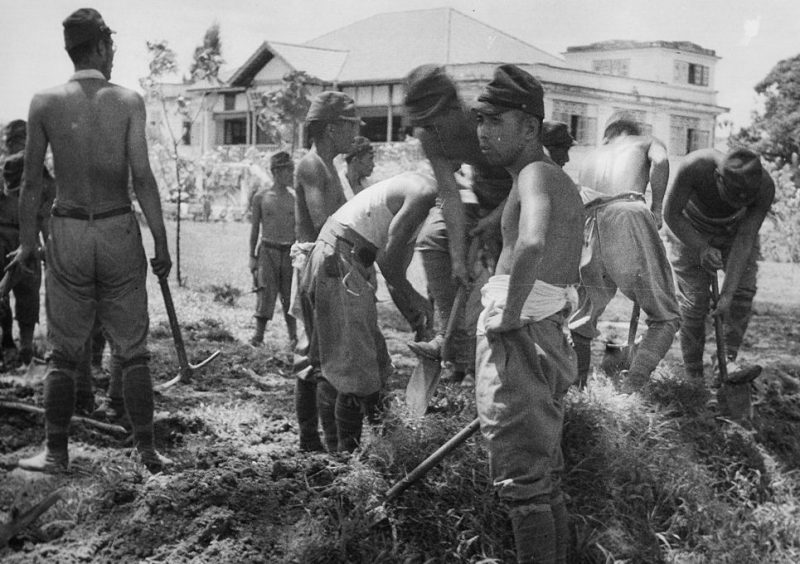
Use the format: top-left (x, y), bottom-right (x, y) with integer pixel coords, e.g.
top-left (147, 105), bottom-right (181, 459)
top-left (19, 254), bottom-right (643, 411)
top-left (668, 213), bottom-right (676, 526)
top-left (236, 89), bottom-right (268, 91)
top-left (11, 8), bottom-right (171, 473)
top-left (664, 147), bottom-right (774, 381)
top-left (473, 64), bottom-right (584, 564)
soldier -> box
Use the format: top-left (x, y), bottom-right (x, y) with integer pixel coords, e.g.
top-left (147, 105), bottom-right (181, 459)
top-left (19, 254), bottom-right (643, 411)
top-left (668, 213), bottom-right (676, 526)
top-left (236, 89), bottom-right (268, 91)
top-left (0, 120), bottom-right (54, 367)
top-left (300, 171), bottom-right (436, 451)
top-left (664, 147), bottom-right (773, 380)
top-left (249, 151), bottom-right (296, 349)
top-left (291, 91), bottom-right (360, 451)
top-left (11, 8), bottom-right (172, 472)
top-left (542, 121), bottom-right (574, 168)
top-left (339, 135), bottom-right (374, 199)
top-left (568, 112), bottom-right (680, 390)
top-left (473, 64), bottom-right (584, 564)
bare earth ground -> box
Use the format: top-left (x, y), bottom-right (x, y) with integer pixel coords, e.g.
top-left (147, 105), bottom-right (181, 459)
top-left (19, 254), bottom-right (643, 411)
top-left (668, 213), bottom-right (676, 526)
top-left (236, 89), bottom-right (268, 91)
top-left (1, 220), bottom-right (799, 563)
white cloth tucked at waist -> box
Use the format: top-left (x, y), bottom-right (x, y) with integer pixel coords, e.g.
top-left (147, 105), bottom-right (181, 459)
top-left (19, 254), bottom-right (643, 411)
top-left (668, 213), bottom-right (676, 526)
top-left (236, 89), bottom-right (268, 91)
top-left (579, 186), bottom-right (645, 207)
top-left (478, 274), bottom-right (578, 335)
top-left (290, 241), bottom-right (316, 270)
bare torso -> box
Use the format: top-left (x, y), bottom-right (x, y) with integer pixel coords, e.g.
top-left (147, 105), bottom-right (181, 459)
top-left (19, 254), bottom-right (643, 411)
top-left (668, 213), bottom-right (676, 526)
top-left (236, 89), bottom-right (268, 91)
top-left (295, 149), bottom-right (347, 242)
top-left (578, 135), bottom-right (654, 196)
top-left (38, 78), bottom-right (136, 210)
top-left (255, 187), bottom-right (295, 245)
top-left (497, 161), bottom-right (583, 286)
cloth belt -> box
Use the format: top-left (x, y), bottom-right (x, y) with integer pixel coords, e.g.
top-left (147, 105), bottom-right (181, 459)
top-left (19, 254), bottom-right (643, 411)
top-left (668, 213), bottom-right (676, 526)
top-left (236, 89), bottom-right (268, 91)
top-left (318, 221), bottom-right (378, 268)
top-left (260, 240), bottom-right (293, 251)
top-left (583, 190), bottom-right (646, 211)
top-left (52, 205), bottom-right (132, 221)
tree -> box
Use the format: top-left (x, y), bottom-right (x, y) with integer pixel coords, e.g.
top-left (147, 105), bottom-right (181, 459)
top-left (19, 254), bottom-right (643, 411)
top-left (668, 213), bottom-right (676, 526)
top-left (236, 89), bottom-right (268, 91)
top-left (730, 53), bottom-right (800, 160)
top-left (140, 25), bottom-right (223, 286)
top-left (257, 71), bottom-right (313, 152)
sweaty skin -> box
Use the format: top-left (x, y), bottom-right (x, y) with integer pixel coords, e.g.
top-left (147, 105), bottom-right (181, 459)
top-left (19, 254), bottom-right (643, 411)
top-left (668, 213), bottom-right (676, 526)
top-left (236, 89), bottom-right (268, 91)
top-left (578, 133), bottom-right (669, 227)
top-left (16, 64), bottom-right (170, 277)
top-left (664, 148), bottom-right (775, 316)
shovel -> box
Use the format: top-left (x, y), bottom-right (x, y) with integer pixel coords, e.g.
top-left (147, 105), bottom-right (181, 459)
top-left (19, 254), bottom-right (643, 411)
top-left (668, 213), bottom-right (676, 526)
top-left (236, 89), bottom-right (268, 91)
top-left (0, 489), bottom-right (63, 547)
top-left (711, 272), bottom-right (761, 421)
top-left (155, 277), bottom-right (221, 390)
top-left (600, 301), bottom-right (640, 375)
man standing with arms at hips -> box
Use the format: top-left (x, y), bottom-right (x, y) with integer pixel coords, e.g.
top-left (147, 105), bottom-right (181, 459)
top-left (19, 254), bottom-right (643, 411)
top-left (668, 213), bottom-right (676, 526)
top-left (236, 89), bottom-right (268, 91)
top-left (664, 147), bottom-right (773, 380)
top-left (339, 135), bottom-right (374, 200)
top-left (291, 91), bottom-right (360, 452)
top-left (249, 151), bottom-right (296, 349)
top-left (568, 113), bottom-right (680, 390)
top-left (473, 65), bottom-right (584, 564)
top-left (11, 8), bottom-right (172, 473)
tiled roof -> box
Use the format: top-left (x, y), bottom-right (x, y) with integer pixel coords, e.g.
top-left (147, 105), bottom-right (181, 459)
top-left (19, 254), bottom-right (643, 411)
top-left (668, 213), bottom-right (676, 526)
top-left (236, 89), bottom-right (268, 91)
top-left (566, 40), bottom-right (716, 57)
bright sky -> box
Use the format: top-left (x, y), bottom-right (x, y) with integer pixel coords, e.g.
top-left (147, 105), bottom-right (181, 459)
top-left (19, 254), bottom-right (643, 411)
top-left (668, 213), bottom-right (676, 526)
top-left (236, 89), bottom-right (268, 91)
top-left (3, 0), bottom-right (798, 131)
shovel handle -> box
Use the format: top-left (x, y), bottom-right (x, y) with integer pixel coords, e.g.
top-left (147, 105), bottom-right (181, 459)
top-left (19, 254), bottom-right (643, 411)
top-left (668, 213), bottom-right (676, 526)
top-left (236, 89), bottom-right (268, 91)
top-left (159, 276), bottom-right (192, 383)
top-left (710, 272), bottom-right (728, 383)
top-left (627, 302), bottom-right (640, 348)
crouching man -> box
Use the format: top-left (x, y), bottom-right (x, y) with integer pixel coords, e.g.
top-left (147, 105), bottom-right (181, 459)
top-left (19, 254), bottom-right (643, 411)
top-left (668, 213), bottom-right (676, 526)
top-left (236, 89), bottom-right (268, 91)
top-left (473, 65), bottom-right (584, 563)
top-left (299, 171), bottom-right (436, 452)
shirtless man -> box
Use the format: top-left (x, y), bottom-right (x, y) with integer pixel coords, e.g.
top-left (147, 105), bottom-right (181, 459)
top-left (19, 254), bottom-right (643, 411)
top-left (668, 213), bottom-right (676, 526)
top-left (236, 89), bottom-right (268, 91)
top-left (404, 65), bottom-right (512, 379)
top-left (11, 8), bottom-right (171, 473)
top-left (292, 91), bottom-right (360, 452)
top-left (664, 147), bottom-right (774, 380)
top-left (249, 151), bottom-right (296, 348)
top-left (300, 171), bottom-right (436, 451)
top-left (568, 113), bottom-right (680, 390)
top-left (473, 64), bottom-right (584, 564)
top-left (339, 135), bottom-right (374, 200)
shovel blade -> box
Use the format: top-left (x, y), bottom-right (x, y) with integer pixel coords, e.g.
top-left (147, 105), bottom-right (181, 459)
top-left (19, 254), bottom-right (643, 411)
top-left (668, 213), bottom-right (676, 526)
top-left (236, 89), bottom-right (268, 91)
top-left (405, 357), bottom-right (441, 417)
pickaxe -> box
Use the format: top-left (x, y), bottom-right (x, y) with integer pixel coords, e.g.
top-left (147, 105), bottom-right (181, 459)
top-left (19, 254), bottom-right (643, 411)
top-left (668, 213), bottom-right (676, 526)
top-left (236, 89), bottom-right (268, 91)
top-left (155, 277), bottom-right (220, 390)
top-left (0, 489), bottom-right (62, 547)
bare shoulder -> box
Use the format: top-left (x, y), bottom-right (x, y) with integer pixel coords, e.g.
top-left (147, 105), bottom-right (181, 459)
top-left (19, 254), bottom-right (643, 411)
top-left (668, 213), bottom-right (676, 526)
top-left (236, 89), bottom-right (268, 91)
top-left (519, 160), bottom-right (572, 191)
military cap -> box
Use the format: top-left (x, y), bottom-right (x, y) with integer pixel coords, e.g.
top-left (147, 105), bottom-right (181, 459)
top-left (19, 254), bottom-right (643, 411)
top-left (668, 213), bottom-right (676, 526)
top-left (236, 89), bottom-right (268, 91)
top-left (346, 136), bottom-right (374, 161)
top-left (3, 120), bottom-right (26, 148)
top-left (542, 121), bottom-right (574, 148)
top-left (473, 64), bottom-right (544, 119)
top-left (404, 64), bottom-right (460, 126)
top-left (305, 91), bottom-right (362, 124)
top-left (718, 148), bottom-right (763, 207)
top-left (270, 151), bottom-right (293, 170)
top-left (63, 8), bottom-right (114, 51)
top-left (2, 152), bottom-right (24, 191)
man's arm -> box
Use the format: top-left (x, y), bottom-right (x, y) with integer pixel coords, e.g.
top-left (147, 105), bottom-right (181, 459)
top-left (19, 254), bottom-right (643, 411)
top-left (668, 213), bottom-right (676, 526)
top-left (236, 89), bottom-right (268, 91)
top-left (493, 166), bottom-right (551, 332)
top-left (127, 92), bottom-right (171, 279)
top-left (249, 193), bottom-right (262, 272)
top-left (647, 138), bottom-right (669, 228)
top-left (664, 157), bottom-right (708, 254)
top-left (430, 157), bottom-right (468, 285)
top-left (296, 159), bottom-right (334, 234)
top-left (14, 94), bottom-right (48, 271)
top-left (716, 173), bottom-right (775, 316)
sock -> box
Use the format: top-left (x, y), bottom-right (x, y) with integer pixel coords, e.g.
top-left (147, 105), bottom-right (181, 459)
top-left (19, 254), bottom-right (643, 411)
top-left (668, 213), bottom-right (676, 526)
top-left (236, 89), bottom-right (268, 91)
top-left (108, 355), bottom-right (124, 405)
top-left (123, 364), bottom-right (155, 454)
top-left (335, 393), bottom-right (363, 452)
top-left (252, 317), bottom-right (267, 343)
top-left (44, 369), bottom-right (75, 458)
top-left (296, 376), bottom-right (323, 450)
top-left (316, 378), bottom-right (339, 452)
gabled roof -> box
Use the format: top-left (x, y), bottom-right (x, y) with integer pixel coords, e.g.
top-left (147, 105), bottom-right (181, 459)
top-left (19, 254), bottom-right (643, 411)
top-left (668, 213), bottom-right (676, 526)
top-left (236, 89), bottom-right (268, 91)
top-left (227, 40), bottom-right (348, 87)
top-left (305, 7), bottom-right (563, 82)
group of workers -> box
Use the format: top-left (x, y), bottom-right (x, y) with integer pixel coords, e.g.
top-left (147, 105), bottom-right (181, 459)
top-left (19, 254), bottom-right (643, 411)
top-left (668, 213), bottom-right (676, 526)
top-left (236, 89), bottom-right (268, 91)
top-left (3, 7), bottom-right (774, 564)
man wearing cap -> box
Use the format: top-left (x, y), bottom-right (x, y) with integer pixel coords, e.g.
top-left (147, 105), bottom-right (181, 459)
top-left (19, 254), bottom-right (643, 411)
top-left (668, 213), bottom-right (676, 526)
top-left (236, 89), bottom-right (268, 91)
top-left (291, 90), bottom-right (360, 452)
top-left (403, 65), bottom-right (512, 378)
top-left (339, 135), bottom-right (374, 200)
top-left (0, 120), bottom-right (54, 367)
top-left (249, 151), bottom-right (297, 348)
top-left (10, 8), bottom-right (171, 473)
top-left (300, 171), bottom-right (437, 451)
top-left (567, 113), bottom-right (680, 390)
top-left (542, 121), bottom-right (574, 168)
top-left (664, 147), bottom-right (774, 381)
top-left (473, 64), bottom-right (583, 564)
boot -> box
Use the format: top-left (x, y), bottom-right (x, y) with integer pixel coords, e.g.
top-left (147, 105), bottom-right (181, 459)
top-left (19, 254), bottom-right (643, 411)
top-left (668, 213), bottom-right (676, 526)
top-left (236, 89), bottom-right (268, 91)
top-left (316, 378), bottom-right (339, 452)
top-left (296, 375), bottom-right (324, 451)
top-left (335, 393), bottom-right (364, 453)
top-left (510, 503), bottom-right (557, 564)
top-left (19, 369), bottom-right (74, 473)
top-left (123, 364), bottom-right (170, 473)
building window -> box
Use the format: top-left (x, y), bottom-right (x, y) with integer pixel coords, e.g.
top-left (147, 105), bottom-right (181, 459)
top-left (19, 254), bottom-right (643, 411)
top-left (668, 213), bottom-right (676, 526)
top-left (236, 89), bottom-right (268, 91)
top-left (223, 118), bottom-right (247, 145)
top-left (552, 100), bottom-right (597, 145)
top-left (592, 59), bottom-right (630, 77)
top-left (670, 115), bottom-right (710, 156)
top-left (674, 61), bottom-right (709, 86)
top-left (360, 116), bottom-right (402, 143)
top-left (224, 93), bottom-right (236, 111)
top-left (181, 121), bottom-right (192, 145)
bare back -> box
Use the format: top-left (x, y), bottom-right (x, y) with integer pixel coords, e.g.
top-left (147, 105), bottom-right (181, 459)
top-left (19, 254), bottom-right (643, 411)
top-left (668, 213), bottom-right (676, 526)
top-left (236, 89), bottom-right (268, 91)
top-left (498, 161), bottom-right (583, 286)
top-left (578, 135), bottom-right (655, 196)
top-left (36, 78), bottom-right (138, 210)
